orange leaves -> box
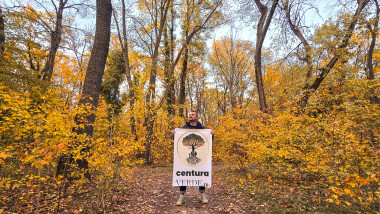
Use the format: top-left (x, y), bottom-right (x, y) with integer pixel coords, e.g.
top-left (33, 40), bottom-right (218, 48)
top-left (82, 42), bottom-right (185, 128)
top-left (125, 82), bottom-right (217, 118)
top-left (0, 152), bottom-right (8, 165)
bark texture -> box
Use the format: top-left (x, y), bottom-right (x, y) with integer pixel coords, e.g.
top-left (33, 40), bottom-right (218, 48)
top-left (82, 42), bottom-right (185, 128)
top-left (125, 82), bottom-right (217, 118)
top-left (57, 0), bottom-right (112, 178)
top-left (254, 0), bottom-right (278, 113)
top-left (0, 8), bottom-right (4, 58)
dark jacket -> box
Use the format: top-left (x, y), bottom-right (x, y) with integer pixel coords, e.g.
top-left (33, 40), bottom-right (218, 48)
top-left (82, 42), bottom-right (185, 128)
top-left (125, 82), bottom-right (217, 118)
top-left (182, 121), bottom-right (205, 129)
top-left (182, 121), bottom-right (214, 140)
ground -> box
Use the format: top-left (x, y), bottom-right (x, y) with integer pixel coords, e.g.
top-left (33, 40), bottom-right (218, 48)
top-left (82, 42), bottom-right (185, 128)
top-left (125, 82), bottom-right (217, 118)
top-left (122, 164), bottom-right (256, 213)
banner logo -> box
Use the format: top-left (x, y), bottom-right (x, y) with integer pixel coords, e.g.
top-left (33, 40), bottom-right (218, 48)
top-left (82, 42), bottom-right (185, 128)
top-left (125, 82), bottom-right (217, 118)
top-left (177, 132), bottom-right (209, 167)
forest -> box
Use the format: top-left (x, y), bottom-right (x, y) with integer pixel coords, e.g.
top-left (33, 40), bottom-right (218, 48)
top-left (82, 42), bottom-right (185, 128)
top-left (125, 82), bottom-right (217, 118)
top-left (0, 0), bottom-right (379, 213)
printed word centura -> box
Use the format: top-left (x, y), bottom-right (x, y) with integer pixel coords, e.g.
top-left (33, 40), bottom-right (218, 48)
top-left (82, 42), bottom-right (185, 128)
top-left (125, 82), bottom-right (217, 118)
top-left (176, 170), bottom-right (209, 176)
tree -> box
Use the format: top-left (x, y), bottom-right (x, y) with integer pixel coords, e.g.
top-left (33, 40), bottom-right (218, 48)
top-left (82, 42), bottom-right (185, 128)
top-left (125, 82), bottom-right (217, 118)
top-left (14, 0), bottom-right (79, 81)
top-left (281, 0), bottom-right (371, 109)
top-left (101, 50), bottom-right (125, 114)
top-left (182, 133), bottom-right (205, 147)
top-left (208, 37), bottom-right (255, 112)
top-left (253, 0), bottom-right (279, 113)
top-left (132, 0), bottom-right (221, 163)
top-left (57, 0), bottom-right (112, 177)
top-left (163, 1), bottom-right (176, 116)
top-left (76, 0), bottom-right (112, 136)
top-left (282, 0), bottom-right (313, 89)
top-left (40, 0), bottom-right (68, 81)
top-left (0, 6), bottom-right (49, 90)
top-left (133, 0), bottom-right (172, 164)
top-left (2, 0), bottom-right (92, 88)
top-left (176, 0), bottom-right (222, 117)
top-left (113, 0), bottom-right (138, 141)
top-left (187, 58), bottom-right (207, 115)
top-left (296, 0), bottom-right (370, 108)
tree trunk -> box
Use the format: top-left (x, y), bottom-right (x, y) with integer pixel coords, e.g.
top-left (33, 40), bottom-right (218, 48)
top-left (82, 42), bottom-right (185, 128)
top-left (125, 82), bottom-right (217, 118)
top-left (367, 0), bottom-right (379, 104)
top-left (42, 0), bottom-right (67, 82)
top-left (0, 7), bottom-right (4, 58)
top-left (254, 0), bottom-right (278, 113)
top-left (144, 0), bottom-right (171, 164)
top-left (169, 4), bottom-right (176, 114)
top-left (119, 0), bottom-right (137, 141)
top-left (284, 0), bottom-right (313, 111)
top-left (367, 0), bottom-right (378, 81)
top-left (178, 45), bottom-right (189, 117)
top-left (56, 0), bottom-right (112, 178)
top-left (164, 17), bottom-right (175, 115)
top-left (284, 0), bottom-right (313, 87)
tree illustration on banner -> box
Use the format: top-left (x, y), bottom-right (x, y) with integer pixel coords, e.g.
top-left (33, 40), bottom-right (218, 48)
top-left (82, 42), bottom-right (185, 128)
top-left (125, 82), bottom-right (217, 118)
top-left (182, 134), bottom-right (205, 165)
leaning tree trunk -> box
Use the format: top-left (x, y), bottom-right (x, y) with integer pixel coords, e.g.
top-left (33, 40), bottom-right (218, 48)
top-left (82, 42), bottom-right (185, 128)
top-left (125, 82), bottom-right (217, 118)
top-left (284, 0), bottom-right (313, 111)
top-left (56, 0), bottom-right (112, 178)
top-left (41, 0), bottom-right (67, 82)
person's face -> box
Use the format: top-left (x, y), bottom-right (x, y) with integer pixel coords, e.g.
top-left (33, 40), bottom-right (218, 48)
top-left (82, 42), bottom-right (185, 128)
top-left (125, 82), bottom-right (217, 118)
top-left (188, 112), bottom-right (198, 122)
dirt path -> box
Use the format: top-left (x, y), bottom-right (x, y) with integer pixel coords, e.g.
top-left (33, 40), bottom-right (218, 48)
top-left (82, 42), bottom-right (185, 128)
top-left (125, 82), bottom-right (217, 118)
top-left (121, 164), bottom-right (256, 213)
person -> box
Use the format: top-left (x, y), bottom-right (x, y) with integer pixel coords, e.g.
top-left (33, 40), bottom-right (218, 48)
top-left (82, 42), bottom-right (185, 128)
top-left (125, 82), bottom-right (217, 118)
top-left (172, 110), bottom-right (214, 206)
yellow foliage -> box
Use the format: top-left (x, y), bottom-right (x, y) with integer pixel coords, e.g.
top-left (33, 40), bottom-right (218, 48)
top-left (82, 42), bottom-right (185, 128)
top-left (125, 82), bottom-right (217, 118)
top-left (214, 81), bottom-right (379, 210)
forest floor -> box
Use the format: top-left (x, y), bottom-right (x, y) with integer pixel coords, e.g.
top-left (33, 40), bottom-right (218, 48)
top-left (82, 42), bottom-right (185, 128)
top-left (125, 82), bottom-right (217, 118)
top-left (3, 163), bottom-right (368, 213)
top-left (1, 164), bottom-right (261, 214)
top-left (119, 164), bottom-right (256, 213)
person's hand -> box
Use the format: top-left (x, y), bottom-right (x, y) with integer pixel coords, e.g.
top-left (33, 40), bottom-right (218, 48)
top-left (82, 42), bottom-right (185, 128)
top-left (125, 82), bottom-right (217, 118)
top-left (210, 130), bottom-right (215, 135)
top-left (171, 129), bottom-right (176, 142)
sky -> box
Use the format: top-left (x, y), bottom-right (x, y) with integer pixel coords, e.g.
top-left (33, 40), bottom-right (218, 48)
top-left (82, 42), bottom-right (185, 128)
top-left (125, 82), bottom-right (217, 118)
top-left (208, 0), bottom-right (339, 58)
top-left (2, 0), bottom-right (352, 64)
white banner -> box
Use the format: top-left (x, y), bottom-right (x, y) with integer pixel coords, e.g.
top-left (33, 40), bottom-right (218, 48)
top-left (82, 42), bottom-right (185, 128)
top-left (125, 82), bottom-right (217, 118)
top-left (172, 128), bottom-right (212, 187)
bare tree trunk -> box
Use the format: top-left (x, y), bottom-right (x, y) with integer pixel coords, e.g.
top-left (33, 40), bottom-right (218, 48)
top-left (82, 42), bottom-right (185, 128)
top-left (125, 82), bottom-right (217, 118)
top-left (367, 0), bottom-right (379, 81)
top-left (164, 15), bottom-right (175, 116)
top-left (284, 0), bottom-right (313, 87)
top-left (57, 0), bottom-right (112, 178)
top-left (114, 0), bottom-right (137, 141)
top-left (42, 0), bottom-right (67, 82)
top-left (0, 7), bottom-right (4, 58)
top-left (169, 4), bottom-right (176, 114)
top-left (367, 0), bottom-right (379, 104)
top-left (284, 0), bottom-right (313, 111)
top-left (254, 0), bottom-right (278, 113)
top-left (178, 45), bottom-right (189, 117)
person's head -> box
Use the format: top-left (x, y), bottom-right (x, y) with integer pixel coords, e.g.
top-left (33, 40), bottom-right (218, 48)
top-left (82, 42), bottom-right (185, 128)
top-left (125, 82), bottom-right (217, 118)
top-left (188, 110), bottom-right (198, 123)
